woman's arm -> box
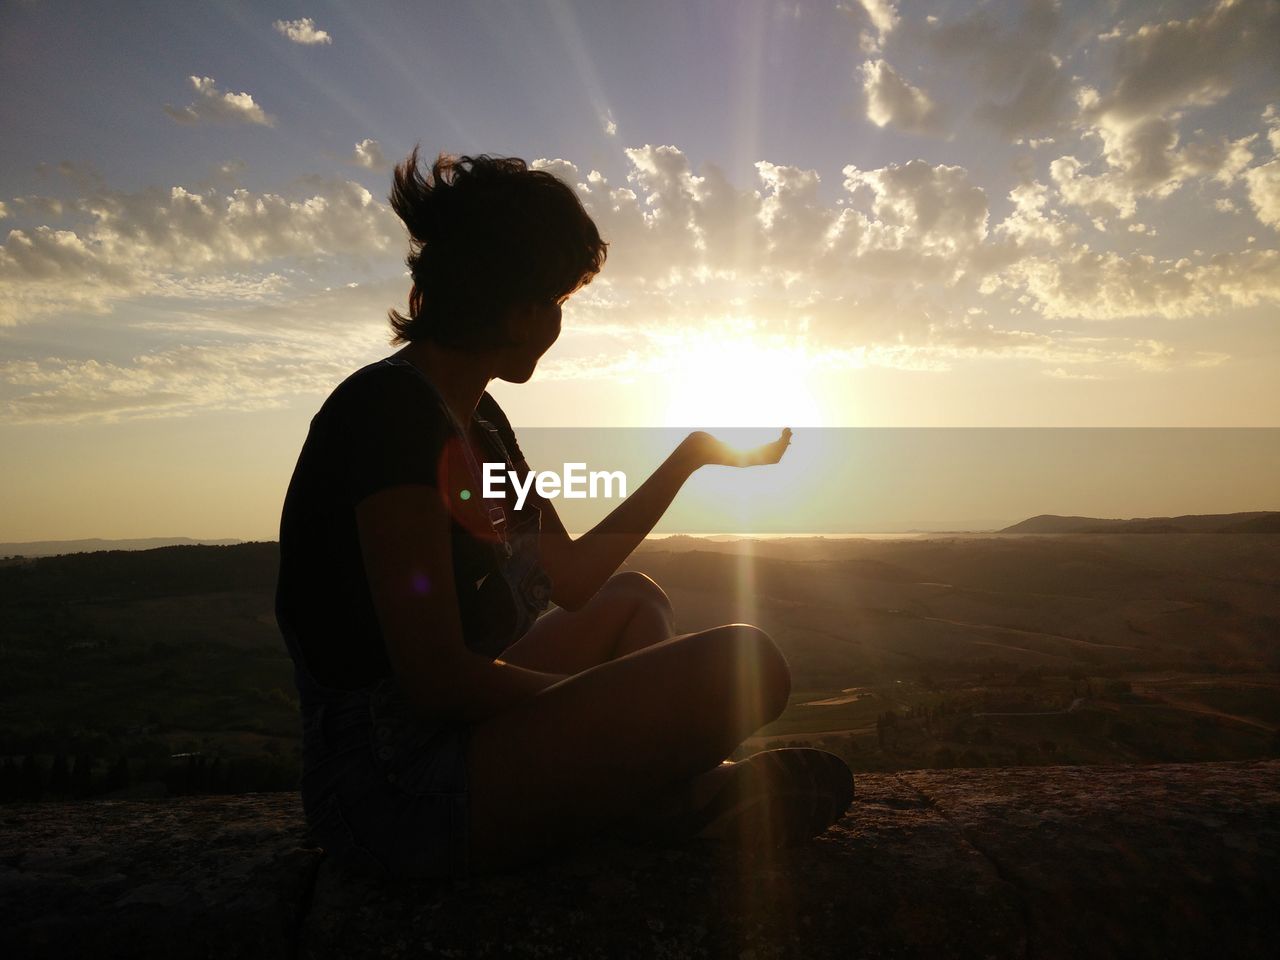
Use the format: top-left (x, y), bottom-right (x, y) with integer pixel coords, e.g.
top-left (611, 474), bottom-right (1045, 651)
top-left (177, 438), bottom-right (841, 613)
top-left (535, 429), bottom-right (792, 610)
top-left (357, 483), bottom-right (572, 725)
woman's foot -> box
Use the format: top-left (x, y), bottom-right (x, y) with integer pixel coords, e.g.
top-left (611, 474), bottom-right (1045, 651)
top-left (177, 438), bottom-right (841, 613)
top-left (685, 749), bottom-right (854, 846)
top-left (612, 750), bottom-right (853, 848)
top-left (610, 760), bottom-right (735, 836)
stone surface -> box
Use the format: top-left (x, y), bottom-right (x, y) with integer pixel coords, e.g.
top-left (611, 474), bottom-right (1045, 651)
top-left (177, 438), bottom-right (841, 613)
top-left (2, 761), bottom-right (1277, 959)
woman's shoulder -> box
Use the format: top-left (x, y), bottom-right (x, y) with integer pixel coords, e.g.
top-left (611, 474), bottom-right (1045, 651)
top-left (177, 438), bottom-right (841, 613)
top-left (332, 357), bottom-right (422, 395)
top-left (320, 358), bottom-right (439, 419)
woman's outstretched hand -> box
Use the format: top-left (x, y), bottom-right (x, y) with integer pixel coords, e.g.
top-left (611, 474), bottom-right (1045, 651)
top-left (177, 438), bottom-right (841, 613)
top-left (680, 428), bottom-right (793, 468)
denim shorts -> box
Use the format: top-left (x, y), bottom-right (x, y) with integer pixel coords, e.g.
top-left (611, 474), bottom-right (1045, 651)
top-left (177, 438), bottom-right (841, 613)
top-left (299, 674), bottom-right (474, 880)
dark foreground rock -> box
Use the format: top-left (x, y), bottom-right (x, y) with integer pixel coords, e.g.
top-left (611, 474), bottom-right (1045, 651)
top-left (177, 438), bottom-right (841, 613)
top-left (2, 761), bottom-right (1276, 959)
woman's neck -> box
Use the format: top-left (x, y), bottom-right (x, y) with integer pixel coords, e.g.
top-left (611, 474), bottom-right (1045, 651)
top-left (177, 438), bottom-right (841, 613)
top-left (396, 340), bottom-right (493, 424)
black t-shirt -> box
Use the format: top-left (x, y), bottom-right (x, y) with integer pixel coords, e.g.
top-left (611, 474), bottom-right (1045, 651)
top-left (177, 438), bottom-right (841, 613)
top-left (275, 358), bottom-right (532, 691)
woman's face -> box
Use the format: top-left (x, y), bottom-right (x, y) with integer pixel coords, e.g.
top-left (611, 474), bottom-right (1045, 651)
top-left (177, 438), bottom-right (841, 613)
top-left (496, 298), bottom-right (563, 383)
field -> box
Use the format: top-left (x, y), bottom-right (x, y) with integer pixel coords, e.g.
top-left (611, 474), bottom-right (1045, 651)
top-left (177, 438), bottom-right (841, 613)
top-left (623, 534), bottom-right (1280, 770)
top-left (1, 533), bottom-right (1277, 799)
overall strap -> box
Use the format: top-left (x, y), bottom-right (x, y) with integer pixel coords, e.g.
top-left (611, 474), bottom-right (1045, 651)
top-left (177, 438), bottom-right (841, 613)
top-left (380, 357), bottom-right (513, 557)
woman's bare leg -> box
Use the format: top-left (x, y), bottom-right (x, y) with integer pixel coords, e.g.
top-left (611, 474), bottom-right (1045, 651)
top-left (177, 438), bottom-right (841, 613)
top-left (500, 571), bottom-right (676, 674)
top-left (499, 571), bottom-right (734, 834)
top-left (465, 622), bottom-right (791, 874)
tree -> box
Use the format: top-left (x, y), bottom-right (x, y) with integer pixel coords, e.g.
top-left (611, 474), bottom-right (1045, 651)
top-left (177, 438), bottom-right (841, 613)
top-left (208, 757), bottom-right (225, 794)
top-left (48, 753), bottom-right (71, 796)
top-left (20, 754), bottom-right (44, 800)
top-left (0, 756), bottom-right (18, 801)
top-left (106, 756), bottom-right (131, 792)
top-left (72, 754), bottom-right (94, 798)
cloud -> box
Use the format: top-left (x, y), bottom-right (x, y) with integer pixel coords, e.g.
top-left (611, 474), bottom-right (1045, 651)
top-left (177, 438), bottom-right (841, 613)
top-left (164, 76), bottom-right (275, 127)
top-left (0, 276), bottom-right (411, 424)
top-left (1097, 0), bottom-right (1279, 123)
top-left (6, 132), bottom-right (1273, 423)
top-left (1, 339), bottom-right (358, 425)
top-left (1048, 1), bottom-right (1277, 219)
top-left (0, 177), bottom-right (400, 325)
top-left (1050, 121), bottom-right (1256, 219)
top-left (1245, 160), bottom-right (1280, 229)
top-left (541, 144), bottom-right (1278, 346)
top-left (920, 0), bottom-right (1074, 140)
top-left (995, 245), bottom-right (1280, 321)
top-left (843, 159), bottom-right (988, 255)
top-left (1044, 367), bottom-right (1102, 380)
top-left (604, 111), bottom-right (617, 137)
top-left (993, 181), bottom-right (1077, 249)
top-left (349, 138), bottom-right (387, 170)
top-left (840, 0), bottom-right (899, 54)
top-left (274, 17), bottom-right (332, 46)
top-left (1245, 106), bottom-right (1280, 229)
top-left (859, 59), bottom-right (943, 135)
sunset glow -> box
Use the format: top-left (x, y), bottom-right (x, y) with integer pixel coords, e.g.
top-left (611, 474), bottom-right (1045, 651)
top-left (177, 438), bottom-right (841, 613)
top-left (660, 325), bottom-right (825, 429)
top-left (1, 0), bottom-right (1278, 541)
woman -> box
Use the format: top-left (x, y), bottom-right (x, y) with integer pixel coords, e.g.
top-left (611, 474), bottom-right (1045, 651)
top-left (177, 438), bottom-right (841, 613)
top-left (276, 147), bottom-right (854, 880)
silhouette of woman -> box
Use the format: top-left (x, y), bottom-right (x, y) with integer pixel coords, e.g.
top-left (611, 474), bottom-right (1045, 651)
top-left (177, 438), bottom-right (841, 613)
top-left (276, 147), bottom-right (853, 879)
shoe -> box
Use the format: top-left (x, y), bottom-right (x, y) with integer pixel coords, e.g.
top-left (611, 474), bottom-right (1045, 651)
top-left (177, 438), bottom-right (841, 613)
top-left (677, 748), bottom-right (854, 848)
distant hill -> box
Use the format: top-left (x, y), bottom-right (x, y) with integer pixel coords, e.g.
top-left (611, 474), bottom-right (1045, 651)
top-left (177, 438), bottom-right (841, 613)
top-left (0, 537), bottom-right (243, 558)
top-left (1001, 511), bottom-right (1280, 534)
top-left (0, 541), bottom-right (278, 602)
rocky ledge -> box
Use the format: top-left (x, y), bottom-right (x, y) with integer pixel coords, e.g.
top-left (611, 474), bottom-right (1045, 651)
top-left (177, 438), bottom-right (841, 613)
top-left (2, 760), bottom-right (1277, 959)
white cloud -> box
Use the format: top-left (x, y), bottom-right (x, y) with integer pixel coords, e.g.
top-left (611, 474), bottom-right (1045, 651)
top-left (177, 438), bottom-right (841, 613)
top-left (1050, 114), bottom-right (1255, 219)
top-left (6, 134), bottom-right (1273, 422)
top-left (840, 0), bottom-right (899, 54)
top-left (1044, 367), bottom-right (1102, 380)
top-left (994, 181), bottom-right (1076, 248)
top-left (996, 246), bottom-right (1280, 321)
top-left (2, 340), bottom-right (355, 424)
top-left (1245, 160), bottom-right (1280, 230)
top-left (604, 112), bottom-right (617, 137)
top-left (542, 144), bottom-right (1277, 358)
top-left (1048, 1), bottom-right (1277, 219)
top-left (349, 138), bottom-right (387, 170)
top-left (274, 18), bottom-right (332, 46)
top-left (843, 159), bottom-right (988, 255)
top-left (164, 76), bottom-right (275, 127)
top-left (0, 177), bottom-right (399, 325)
top-left (860, 59), bottom-right (943, 136)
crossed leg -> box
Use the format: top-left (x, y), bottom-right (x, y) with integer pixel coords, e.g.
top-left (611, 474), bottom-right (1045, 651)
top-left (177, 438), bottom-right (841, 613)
top-left (499, 571), bottom-right (678, 673)
top-left (465, 571), bottom-right (792, 875)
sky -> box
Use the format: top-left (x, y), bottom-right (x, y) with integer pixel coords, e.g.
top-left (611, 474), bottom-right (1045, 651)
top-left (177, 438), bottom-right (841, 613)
top-left (1, 0), bottom-right (1278, 540)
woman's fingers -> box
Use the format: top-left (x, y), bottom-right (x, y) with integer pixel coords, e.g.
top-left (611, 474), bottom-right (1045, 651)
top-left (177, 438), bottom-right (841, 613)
top-left (737, 428), bottom-right (792, 466)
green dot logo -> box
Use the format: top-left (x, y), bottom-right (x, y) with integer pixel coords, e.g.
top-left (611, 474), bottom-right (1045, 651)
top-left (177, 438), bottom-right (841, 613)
top-left (460, 489), bottom-right (471, 501)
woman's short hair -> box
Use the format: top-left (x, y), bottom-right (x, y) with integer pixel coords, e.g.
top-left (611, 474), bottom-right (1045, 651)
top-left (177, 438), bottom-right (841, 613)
top-left (387, 147), bottom-right (607, 347)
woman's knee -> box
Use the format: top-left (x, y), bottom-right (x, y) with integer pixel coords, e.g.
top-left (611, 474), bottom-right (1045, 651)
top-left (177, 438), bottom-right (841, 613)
top-left (701, 623), bottom-right (791, 720)
top-left (602, 571), bottom-right (673, 622)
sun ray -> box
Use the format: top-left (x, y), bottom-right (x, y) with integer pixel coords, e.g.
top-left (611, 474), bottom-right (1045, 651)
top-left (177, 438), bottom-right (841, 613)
top-left (660, 322), bottom-right (826, 428)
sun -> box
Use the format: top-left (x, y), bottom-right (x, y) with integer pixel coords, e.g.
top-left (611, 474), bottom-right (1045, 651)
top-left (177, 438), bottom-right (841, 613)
top-left (659, 323), bottom-right (825, 429)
